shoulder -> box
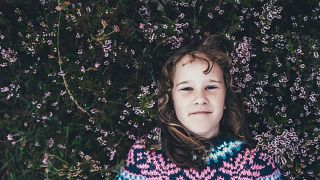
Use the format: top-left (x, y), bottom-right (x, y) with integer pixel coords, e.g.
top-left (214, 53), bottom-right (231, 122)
top-left (124, 137), bottom-right (154, 170)
top-left (115, 137), bottom-right (174, 179)
top-left (253, 147), bottom-right (282, 179)
top-left (115, 138), bottom-right (148, 179)
top-left (240, 144), bottom-right (282, 179)
top-left (211, 137), bottom-right (281, 179)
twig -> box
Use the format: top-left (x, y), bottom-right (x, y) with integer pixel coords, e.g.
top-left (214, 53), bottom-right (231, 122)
top-left (56, 3), bottom-right (90, 116)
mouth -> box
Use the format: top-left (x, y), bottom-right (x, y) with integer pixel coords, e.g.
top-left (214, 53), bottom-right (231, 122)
top-left (189, 111), bottom-right (212, 115)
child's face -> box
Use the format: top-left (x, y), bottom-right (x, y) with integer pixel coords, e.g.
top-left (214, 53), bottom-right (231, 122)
top-left (172, 54), bottom-right (226, 139)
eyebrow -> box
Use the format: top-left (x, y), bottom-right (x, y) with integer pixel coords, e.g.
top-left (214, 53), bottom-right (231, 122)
top-left (176, 79), bottom-right (222, 87)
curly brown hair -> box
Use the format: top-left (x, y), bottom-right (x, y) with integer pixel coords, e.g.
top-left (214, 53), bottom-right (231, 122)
top-left (157, 34), bottom-right (249, 169)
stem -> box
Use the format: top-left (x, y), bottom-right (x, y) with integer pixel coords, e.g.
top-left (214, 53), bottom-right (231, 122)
top-left (65, 127), bottom-right (69, 158)
top-left (56, 4), bottom-right (90, 116)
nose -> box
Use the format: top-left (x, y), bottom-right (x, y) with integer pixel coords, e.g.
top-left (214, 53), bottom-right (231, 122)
top-left (194, 90), bottom-right (208, 105)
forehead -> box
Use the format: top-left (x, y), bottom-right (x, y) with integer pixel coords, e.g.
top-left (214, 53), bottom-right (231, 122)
top-left (172, 54), bottom-right (225, 83)
top-left (173, 53), bottom-right (214, 74)
top-left (176, 52), bottom-right (210, 66)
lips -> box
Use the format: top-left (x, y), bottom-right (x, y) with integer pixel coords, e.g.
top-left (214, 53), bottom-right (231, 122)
top-left (189, 111), bottom-right (212, 115)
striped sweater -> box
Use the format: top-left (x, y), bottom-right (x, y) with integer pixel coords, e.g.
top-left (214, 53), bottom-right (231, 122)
top-left (116, 136), bottom-right (281, 179)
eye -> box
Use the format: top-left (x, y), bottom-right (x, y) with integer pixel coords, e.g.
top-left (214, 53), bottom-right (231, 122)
top-left (205, 85), bottom-right (217, 90)
top-left (180, 87), bottom-right (193, 91)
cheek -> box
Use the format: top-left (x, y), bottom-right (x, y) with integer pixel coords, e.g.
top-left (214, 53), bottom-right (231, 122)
top-left (172, 92), bottom-right (184, 107)
top-left (172, 95), bottom-right (187, 119)
top-left (219, 95), bottom-right (226, 105)
top-left (173, 98), bottom-right (184, 114)
top-left (212, 93), bottom-right (226, 108)
top-left (172, 93), bottom-right (179, 110)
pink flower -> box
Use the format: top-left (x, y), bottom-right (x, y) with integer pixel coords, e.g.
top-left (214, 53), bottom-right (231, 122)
top-left (42, 153), bottom-right (49, 166)
top-left (94, 62), bottom-right (100, 68)
top-left (139, 23), bottom-right (145, 29)
top-left (7, 134), bottom-right (13, 141)
top-left (80, 66), bottom-right (85, 73)
top-left (113, 25), bottom-right (120, 32)
top-left (55, 5), bottom-right (63, 12)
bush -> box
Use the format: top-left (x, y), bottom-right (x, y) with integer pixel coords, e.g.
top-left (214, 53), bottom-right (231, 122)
top-left (1, 0), bottom-right (319, 179)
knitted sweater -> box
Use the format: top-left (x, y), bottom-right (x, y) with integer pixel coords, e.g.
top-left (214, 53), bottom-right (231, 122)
top-left (115, 136), bottom-right (281, 179)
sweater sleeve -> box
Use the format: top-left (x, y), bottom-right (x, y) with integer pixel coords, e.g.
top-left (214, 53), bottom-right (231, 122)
top-left (253, 147), bottom-right (282, 180)
top-left (114, 139), bottom-right (148, 180)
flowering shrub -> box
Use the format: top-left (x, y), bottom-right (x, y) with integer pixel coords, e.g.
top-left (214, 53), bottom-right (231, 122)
top-left (1, 0), bottom-right (319, 179)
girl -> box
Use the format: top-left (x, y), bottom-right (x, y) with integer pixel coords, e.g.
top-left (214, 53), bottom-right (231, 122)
top-left (116, 34), bottom-right (281, 179)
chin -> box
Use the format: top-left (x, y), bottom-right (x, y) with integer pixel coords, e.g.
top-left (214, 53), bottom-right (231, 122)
top-left (192, 130), bottom-right (212, 137)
